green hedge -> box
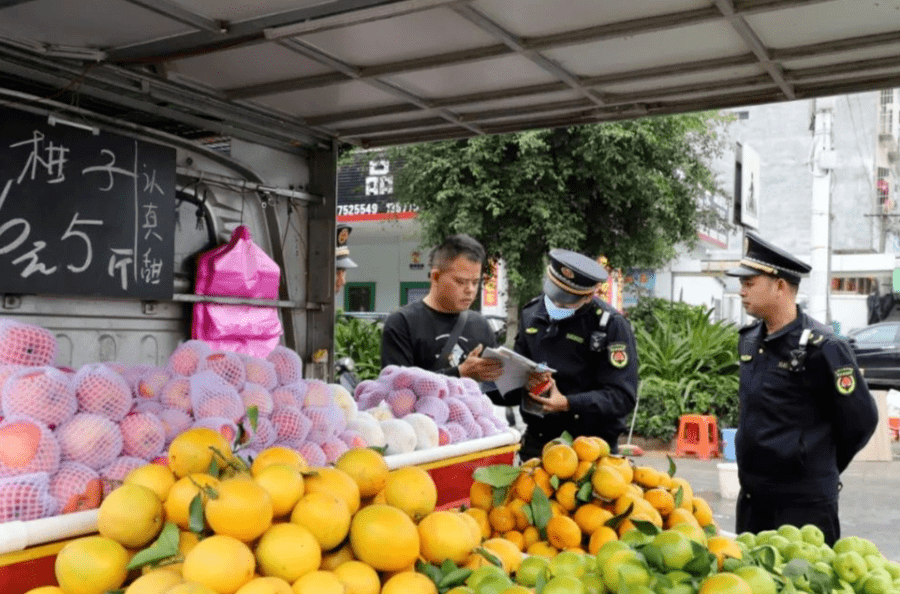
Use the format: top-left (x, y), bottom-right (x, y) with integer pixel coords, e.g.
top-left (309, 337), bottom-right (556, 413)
top-left (627, 298), bottom-right (740, 441)
top-left (334, 314), bottom-right (384, 381)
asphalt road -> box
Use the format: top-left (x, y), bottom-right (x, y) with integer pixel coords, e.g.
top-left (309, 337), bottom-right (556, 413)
top-left (633, 446), bottom-right (900, 562)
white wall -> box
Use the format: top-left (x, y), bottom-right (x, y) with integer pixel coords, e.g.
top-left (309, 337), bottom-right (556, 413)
top-left (831, 295), bottom-right (869, 336)
top-left (672, 275), bottom-right (726, 312)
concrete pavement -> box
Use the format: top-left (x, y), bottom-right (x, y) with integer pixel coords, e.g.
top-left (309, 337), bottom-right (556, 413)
top-left (632, 447), bottom-right (900, 561)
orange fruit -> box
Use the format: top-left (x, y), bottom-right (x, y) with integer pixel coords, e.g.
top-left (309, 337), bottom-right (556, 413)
top-left (303, 467), bottom-right (361, 515)
top-left (464, 507), bottom-right (491, 540)
top-left (381, 571), bottom-right (438, 594)
top-left (698, 572), bottom-right (752, 594)
top-left (573, 460), bottom-right (594, 481)
top-left (182, 535), bottom-right (255, 594)
top-left (588, 526), bottom-right (619, 554)
top-left (546, 515), bottom-right (581, 550)
top-left (644, 488), bottom-right (676, 517)
top-left (383, 466), bottom-right (437, 522)
top-left (592, 466), bottom-right (627, 501)
top-left (488, 505), bottom-right (516, 533)
top-left (599, 456), bottom-right (634, 484)
top-left (572, 436), bottom-right (601, 462)
top-left (253, 463), bottom-right (305, 518)
top-left (692, 496), bottom-right (714, 527)
top-left (335, 448), bottom-right (389, 498)
top-left (707, 535), bottom-right (742, 570)
top-left (512, 472), bottom-right (537, 502)
top-left (469, 481), bottom-right (493, 510)
top-left (522, 526), bottom-right (541, 549)
top-left (291, 571), bottom-right (344, 594)
top-left (526, 540), bottom-right (558, 558)
top-left (503, 530), bottom-right (525, 551)
top-left (554, 481), bottom-right (578, 512)
top-left (573, 503), bottom-right (613, 535)
top-left (507, 498), bottom-right (531, 531)
top-left (319, 542), bottom-right (355, 570)
top-left (481, 537), bottom-right (524, 573)
top-left (55, 536), bottom-right (129, 594)
top-left (205, 477), bottom-right (273, 542)
top-left (349, 504), bottom-right (419, 572)
top-left (532, 467), bottom-right (553, 497)
top-left (255, 523), bottom-right (320, 583)
top-left (542, 444), bottom-right (578, 479)
top-left (290, 491), bottom-right (352, 551)
top-left (168, 428), bottom-right (231, 479)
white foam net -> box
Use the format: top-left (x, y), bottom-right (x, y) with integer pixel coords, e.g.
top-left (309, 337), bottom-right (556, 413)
top-left (160, 376), bottom-right (192, 413)
top-left (304, 405), bottom-right (344, 444)
top-left (0, 472), bottom-right (58, 522)
top-left (270, 405), bottom-right (312, 448)
top-left (132, 400), bottom-right (164, 415)
top-left (189, 371), bottom-right (244, 422)
top-left (0, 320), bottom-right (58, 367)
top-left (476, 417), bottom-right (498, 437)
top-left (386, 389), bottom-right (416, 418)
top-left (295, 441), bottom-right (326, 467)
top-left (99, 456), bottom-right (146, 496)
top-left (240, 384), bottom-right (274, 417)
top-left (120, 412), bottom-right (166, 460)
top-left (240, 354), bottom-right (278, 390)
top-left (121, 364), bottom-right (156, 388)
top-left (412, 374), bottom-right (448, 400)
top-left (1, 366), bottom-right (75, 429)
top-left (56, 413), bottom-right (123, 470)
top-left (0, 415), bottom-right (60, 477)
top-left (50, 461), bottom-right (101, 513)
top-left (267, 346), bottom-right (303, 386)
top-left (338, 430), bottom-right (367, 450)
top-left (200, 351), bottom-right (246, 389)
top-left (321, 438), bottom-right (349, 464)
top-left (272, 383), bottom-right (306, 409)
top-left (413, 397), bottom-right (450, 425)
top-left (244, 416), bottom-right (277, 450)
top-left (167, 340), bottom-right (212, 376)
top-left (70, 363), bottom-right (133, 421)
top-left (191, 417), bottom-right (239, 445)
top-left (0, 364), bottom-right (24, 393)
top-left (134, 368), bottom-right (172, 401)
top-left (157, 408), bottom-right (193, 443)
top-left (302, 380), bottom-right (333, 407)
top-left (444, 422), bottom-right (467, 444)
top-left (404, 413), bottom-right (439, 450)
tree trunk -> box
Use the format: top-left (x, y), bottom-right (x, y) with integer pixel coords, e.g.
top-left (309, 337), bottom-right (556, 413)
top-left (504, 283), bottom-right (519, 347)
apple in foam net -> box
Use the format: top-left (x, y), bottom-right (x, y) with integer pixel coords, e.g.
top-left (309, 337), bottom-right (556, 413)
top-left (0, 419), bottom-right (42, 469)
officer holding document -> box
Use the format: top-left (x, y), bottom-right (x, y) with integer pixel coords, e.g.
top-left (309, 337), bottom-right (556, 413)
top-left (490, 249), bottom-right (639, 460)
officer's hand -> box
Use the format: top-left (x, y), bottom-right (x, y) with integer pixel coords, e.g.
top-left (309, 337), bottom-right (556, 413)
top-left (527, 379), bottom-right (569, 413)
top-left (458, 344), bottom-right (503, 382)
top-left (527, 370), bottom-right (552, 393)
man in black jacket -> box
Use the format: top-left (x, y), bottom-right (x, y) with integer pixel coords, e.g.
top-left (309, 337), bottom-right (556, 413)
top-left (496, 249), bottom-right (639, 460)
top-left (726, 232), bottom-right (878, 545)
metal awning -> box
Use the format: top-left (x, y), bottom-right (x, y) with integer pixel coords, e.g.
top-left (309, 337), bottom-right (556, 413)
top-left (1, 0), bottom-right (898, 151)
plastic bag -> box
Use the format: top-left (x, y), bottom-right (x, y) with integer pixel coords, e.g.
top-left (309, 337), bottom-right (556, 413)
top-left (192, 225), bottom-right (283, 357)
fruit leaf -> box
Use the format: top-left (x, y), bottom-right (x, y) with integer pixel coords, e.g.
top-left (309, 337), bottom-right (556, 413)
top-left (703, 524), bottom-right (718, 538)
top-left (722, 557), bottom-right (744, 572)
top-left (631, 519), bottom-right (661, 536)
top-left (807, 565), bottom-right (835, 594)
top-left (782, 559), bottom-right (812, 580)
top-left (416, 560), bottom-right (444, 585)
top-left (576, 481), bottom-right (593, 503)
top-left (684, 542), bottom-right (716, 577)
top-left (368, 445), bottom-right (387, 456)
top-left (530, 486), bottom-right (553, 538)
top-left (673, 486), bottom-right (684, 508)
top-left (522, 503), bottom-right (534, 525)
top-left (535, 570), bottom-right (548, 593)
top-left (126, 522), bottom-right (180, 571)
top-left (476, 547), bottom-right (504, 568)
top-left (492, 486), bottom-right (509, 508)
top-left (667, 455), bottom-right (677, 477)
top-left (440, 559), bottom-right (457, 575)
top-left (642, 544), bottom-right (665, 570)
top-left (604, 502), bottom-right (634, 530)
top-left (750, 545), bottom-right (778, 571)
top-left (188, 493), bottom-right (205, 533)
top-left (437, 567), bottom-right (472, 590)
top-left (576, 464), bottom-right (595, 488)
top-left (208, 457), bottom-right (219, 476)
top-left (246, 406), bottom-right (259, 432)
top-left (558, 431), bottom-right (574, 445)
top-left (473, 464), bottom-right (522, 488)
top-left (549, 475), bottom-right (560, 490)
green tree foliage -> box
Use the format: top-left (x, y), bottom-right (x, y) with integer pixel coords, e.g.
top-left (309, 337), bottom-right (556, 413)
top-left (628, 298), bottom-right (740, 440)
top-left (334, 314), bottom-right (383, 381)
top-left (389, 115), bottom-right (729, 307)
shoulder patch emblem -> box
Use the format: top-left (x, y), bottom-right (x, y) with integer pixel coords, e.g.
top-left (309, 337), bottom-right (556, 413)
top-left (526, 327), bottom-right (538, 334)
top-left (740, 354), bottom-right (752, 362)
top-left (609, 343), bottom-right (628, 368)
top-left (565, 333), bottom-right (584, 344)
top-left (835, 367), bottom-right (856, 395)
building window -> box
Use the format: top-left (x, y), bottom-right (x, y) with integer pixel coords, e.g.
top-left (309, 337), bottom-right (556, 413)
top-left (880, 90), bottom-right (894, 136)
top-left (400, 282), bottom-right (430, 306)
top-left (344, 282), bottom-right (375, 312)
top-left (877, 166), bottom-right (891, 210)
top-left (831, 277), bottom-right (875, 294)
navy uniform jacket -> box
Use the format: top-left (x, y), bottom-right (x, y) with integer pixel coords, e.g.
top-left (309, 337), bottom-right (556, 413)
top-left (736, 307), bottom-right (878, 501)
top-left (496, 296), bottom-right (638, 459)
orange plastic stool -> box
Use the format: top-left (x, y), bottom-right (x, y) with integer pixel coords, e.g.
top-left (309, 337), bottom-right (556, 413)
top-left (675, 414), bottom-right (719, 459)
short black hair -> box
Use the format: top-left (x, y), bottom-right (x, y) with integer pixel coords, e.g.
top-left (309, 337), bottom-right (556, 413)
top-left (429, 234), bottom-right (485, 270)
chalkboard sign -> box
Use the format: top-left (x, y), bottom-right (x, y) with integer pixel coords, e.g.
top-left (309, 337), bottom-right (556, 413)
top-left (0, 107), bottom-right (175, 299)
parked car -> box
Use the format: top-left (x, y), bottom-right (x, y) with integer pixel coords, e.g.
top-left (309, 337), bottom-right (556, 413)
top-left (848, 321), bottom-right (900, 389)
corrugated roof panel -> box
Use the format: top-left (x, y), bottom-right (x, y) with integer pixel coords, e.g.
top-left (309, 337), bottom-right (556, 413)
top-left (175, 0), bottom-right (333, 23)
top-left (256, 79), bottom-right (405, 118)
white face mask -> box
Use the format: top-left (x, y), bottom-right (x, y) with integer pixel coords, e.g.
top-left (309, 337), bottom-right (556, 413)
top-left (544, 294), bottom-right (578, 320)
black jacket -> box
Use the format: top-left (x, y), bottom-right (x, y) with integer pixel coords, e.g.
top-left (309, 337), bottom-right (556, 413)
top-left (736, 307), bottom-right (878, 500)
top-left (496, 296), bottom-right (638, 458)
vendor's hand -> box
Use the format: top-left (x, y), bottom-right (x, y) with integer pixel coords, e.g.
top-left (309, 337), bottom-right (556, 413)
top-left (526, 379), bottom-right (569, 413)
top-left (527, 370), bottom-right (552, 393)
top-left (458, 344), bottom-right (503, 382)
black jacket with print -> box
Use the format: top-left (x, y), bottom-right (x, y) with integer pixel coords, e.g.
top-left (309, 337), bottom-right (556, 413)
top-left (736, 307), bottom-right (878, 501)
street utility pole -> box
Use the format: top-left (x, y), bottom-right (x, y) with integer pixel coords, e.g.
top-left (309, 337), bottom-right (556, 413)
top-left (809, 97), bottom-right (835, 324)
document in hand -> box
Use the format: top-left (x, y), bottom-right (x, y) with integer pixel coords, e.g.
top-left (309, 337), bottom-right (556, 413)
top-left (481, 346), bottom-right (555, 395)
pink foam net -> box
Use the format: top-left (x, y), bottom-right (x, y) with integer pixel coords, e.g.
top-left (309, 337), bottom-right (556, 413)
top-left (445, 397), bottom-right (476, 427)
top-left (50, 462), bottom-right (101, 513)
top-left (270, 406), bottom-right (312, 448)
top-left (302, 380), bottom-right (333, 407)
top-left (132, 400), bottom-right (164, 415)
top-left (1, 366), bottom-right (75, 429)
top-left (240, 384), bottom-right (274, 417)
top-left (0, 364), bottom-right (24, 392)
top-left (295, 441), bottom-right (326, 467)
top-left (0, 416), bottom-right (60, 478)
top-left (157, 408), bottom-right (193, 443)
top-left (304, 405), bottom-right (344, 444)
top-left (339, 430), bottom-right (367, 450)
top-left (412, 374), bottom-right (448, 400)
top-left (240, 354), bottom-right (278, 390)
top-left (200, 351), bottom-right (246, 389)
top-left (445, 377), bottom-right (465, 399)
top-left (121, 364), bottom-right (156, 388)
top-left (0, 473), bottom-right (58, 522)
top-left (189, 371), bottom-right (244, 422)
top-left (167, 340), bottom-right (212, 376)
top-left (321, 438), bottom-right (348, 465)
top-left (243, 416), bottom-right (277, 450)
top-left (120, 412), bottom-right (166, 460)
top-left (192, 417), bottom-right (239, 445)
top-left (100, 456), bottom-right (146, 496)
top-left (386, 389), bottom-right (416, 418)
top-left (0, 320), bottom-right (58, 367)
top-left (271, 383), bottom-right (306, 409)
top-left (267, 346), bottom-right (303, 386)
top-left (476, 417), bottom-right (498, 438)
top-left (56, 413), bottom-right (123, 470)
top-left (70, 364), bottom-right (133, 421)
top-left (134, 368), bottom-right (172, 401)
top-left (386, 368), bottom-right (419, 391)
top-left (413, 397), bottom-right (450, 425)
top-left (444, 422), bottom-right (467, 444)
top-left (160, 376), bottom-right (192, 413)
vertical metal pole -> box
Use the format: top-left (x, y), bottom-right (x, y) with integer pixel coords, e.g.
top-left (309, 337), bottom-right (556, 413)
top-left (810, 98), bottom-right (834, 324)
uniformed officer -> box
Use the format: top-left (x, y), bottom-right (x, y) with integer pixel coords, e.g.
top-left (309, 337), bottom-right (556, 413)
top-left (498, 248), bottom-right (639, 461)
top-left (335, 224), bottom-right (357, 294)
top-left (726, 232), bottom-right (878, 545)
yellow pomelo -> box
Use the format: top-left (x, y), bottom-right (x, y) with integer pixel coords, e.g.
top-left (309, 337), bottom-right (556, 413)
top-left (182, 535), bottom-right (255, 594)
top-left (125, 464), bottom-right (177, 502)
top-left (98, 484), bottom-right (164, 549)
top-left (168, 428), bottom-right (231, 478)
top-left (55, 536), bottom-right (130, 594)
top-left (290, 491), bottom-right (351, 551)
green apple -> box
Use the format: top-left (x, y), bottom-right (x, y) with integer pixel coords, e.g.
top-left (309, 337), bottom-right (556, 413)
top-left (754, 530), bottom-right (777, 545)
top-left (476, 574), bottom-right (513, 594)
top-left (736, 532), bottom-right (757, 548)
top-left (777, 525), bottom-right (802, 543)
top-left (445, 587), bottom-right (476, 594)
top-left (543, 575), bottom-right (587, 594)
top-left (834, 579), bottom-right (855, 594)
top-left (582, 572), bottom-right (604, 594)
top-left (467, 565), bottom-right (508, 589)
top-left (767, 535), bottom-right (790, 554)
top-left (596, 541), bottom-right (633, 567)
top-left (865, 554), bottom-right (886, 572)
top-left (549, 551), bottom-right (588, 578)
top-left (817, 544), bottom-right (835, 564)
top-left (784, 542), bottom-right (819, 564)
top-left (499, 586), bottom-right (531, 594)
top-left (833, 551), bottom-right (869, 584)
top-left (883, 560), bottom-right (900, 580)
top-left (733, 565), bottom-right (778, 594)
top-left (813, 561), bottom-right (833, 577)
top-left (799, 525), bottom-right (825, 547)
top-left (622, 528), bottom-right (653, 547)
top-left (652, 530), bottom-right (696, 571)
top-left (859, 570), bottom-right (893, 594)
top-left (666, 570), bottom-right (693, 584)
top-left (834, 536), bottom-right (863, 556)
top-left (515, 555), bottom-right (549, 587)
top-left (602, 550), bottom-right (649, 594)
